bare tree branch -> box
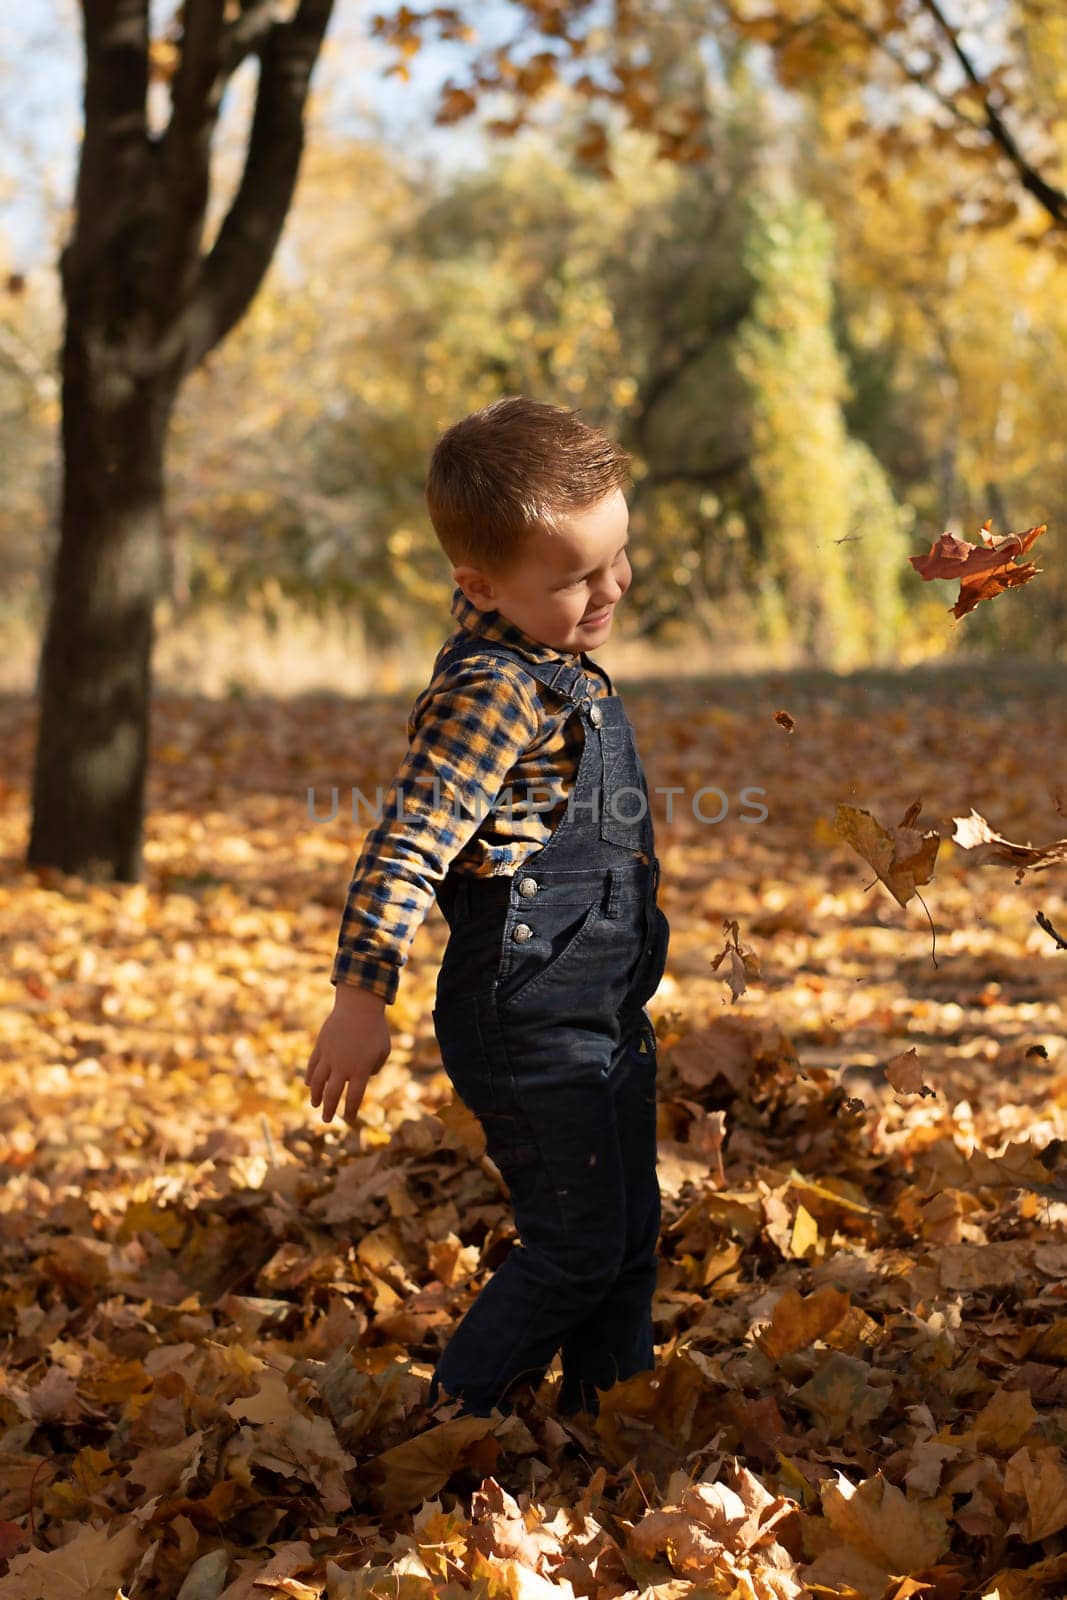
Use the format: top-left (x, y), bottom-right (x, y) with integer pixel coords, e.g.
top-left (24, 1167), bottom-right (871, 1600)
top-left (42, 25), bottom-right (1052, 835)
top-left (181, 0), bottom-right (334, 371)
top-left (640, 299), bottom-right (750, 419)
top-left (153, 0), bottom-right (227, 318)
top-left (826, 1), bottom-right (985, 135)
top-left (918, 0), bottom-right (1067, 228)
top-left (224, 0), bottom-right (280, 75)
top-left (65, 0), bottom-right (151, 285)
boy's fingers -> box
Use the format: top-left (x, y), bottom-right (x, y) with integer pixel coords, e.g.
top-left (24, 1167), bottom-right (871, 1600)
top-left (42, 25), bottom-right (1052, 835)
top-left (322, 1069), bottom-right (349, 1123)
top-left (311, 1069), bottom-right (334, 1113)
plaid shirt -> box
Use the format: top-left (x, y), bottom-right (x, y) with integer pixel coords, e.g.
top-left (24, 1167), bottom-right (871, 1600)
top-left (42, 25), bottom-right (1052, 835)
top-left (331, 586), bottom-right (615, 1003)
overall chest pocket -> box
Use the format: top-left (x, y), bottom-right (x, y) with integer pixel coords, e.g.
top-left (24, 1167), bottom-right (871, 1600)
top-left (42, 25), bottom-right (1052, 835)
top-left (597, 720), bottom-right (652, 851)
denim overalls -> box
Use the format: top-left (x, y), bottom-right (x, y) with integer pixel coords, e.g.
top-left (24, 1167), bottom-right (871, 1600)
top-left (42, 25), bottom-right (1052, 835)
top-left (427, 636), bottom-right (670, 1418)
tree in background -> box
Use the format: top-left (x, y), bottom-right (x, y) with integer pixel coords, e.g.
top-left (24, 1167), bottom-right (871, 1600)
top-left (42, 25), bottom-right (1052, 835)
top-left (735, 191), bottom-right (916, 669)
top-left (7, 0), bottom-right (1064, 723)
top-left (127, 76), bottom-right (1061, 663)
top-left (814, 130), bottom-right (1067, 655)
top-left (28, 0), bottom-right (333, 882)
top-left (372, 0), bottom-right (1067, 244)
top-left (363, 0), bottom-right (1065, 654)
top-left (298, 88), bottom-right (761, 652)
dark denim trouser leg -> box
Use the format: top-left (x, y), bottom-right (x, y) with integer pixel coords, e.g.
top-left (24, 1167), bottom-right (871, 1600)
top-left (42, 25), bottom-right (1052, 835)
top-left (556, 1033), bottom-right (660, 1415)
top-left (429, 1043), bottom-right (640, 1418)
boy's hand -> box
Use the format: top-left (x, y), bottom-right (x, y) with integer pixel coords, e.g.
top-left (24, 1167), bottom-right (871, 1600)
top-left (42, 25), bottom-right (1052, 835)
top-left (305, 983), bottom-right (391, 1124)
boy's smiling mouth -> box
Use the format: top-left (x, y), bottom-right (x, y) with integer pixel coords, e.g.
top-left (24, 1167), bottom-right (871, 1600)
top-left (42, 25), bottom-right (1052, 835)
top-left (581, 607), bottom-right (613, 627)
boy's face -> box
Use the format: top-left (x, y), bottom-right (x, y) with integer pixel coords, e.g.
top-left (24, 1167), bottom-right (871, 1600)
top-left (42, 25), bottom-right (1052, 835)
top-left (453, 488), bottom-right (632, 654)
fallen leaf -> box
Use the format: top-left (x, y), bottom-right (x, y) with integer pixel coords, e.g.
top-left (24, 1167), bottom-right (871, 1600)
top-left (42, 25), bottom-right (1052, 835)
top-left (758, 1286), bottom-right (852, 1360)
top-left (820, 1469), bottom-right (950, 1570)
top-left (2, 1520), bottom-right (145, 1600)
top-left (1003, 1445), bottom-right (1067, 1541)
top-left (363, 1414), bottom-right (498, 1513)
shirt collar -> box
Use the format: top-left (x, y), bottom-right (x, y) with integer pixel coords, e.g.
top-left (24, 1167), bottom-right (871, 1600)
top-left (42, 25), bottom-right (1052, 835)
top-left (449, 585), bottom-right (576, 662)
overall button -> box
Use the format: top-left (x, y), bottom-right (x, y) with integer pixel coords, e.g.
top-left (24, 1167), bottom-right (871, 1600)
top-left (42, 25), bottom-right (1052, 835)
top-left (517, 877), bottom-right (538, 898)
top-left (512, 923), bottom-right (534, 942)
top-left (588, 702), bottom-right (603, 727)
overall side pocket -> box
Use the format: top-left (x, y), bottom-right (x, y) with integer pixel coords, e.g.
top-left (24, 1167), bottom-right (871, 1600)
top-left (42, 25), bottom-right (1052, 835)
top-left (496, 899), bottom-right (604, 1011)
top-left (431, 993), bottom-right (496, 1115)
top-left (635, 904), bottom-right (670, 1005)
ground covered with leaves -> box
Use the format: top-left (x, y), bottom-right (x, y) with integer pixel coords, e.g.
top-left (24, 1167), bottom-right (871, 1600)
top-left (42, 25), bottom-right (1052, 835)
top-left (1, 661), bottom-right (1066, 1600)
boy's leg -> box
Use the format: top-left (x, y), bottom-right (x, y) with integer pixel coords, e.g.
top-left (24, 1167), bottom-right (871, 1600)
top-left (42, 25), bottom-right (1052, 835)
top-left (429, 1041), bottom-right (637, 1419)
top-left (556, 1023), bottom-right (660, 1416)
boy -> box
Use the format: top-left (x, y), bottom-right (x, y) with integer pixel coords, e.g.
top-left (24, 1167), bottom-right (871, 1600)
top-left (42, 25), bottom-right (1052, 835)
top-left (305, 395), bottom-right (670, 1420)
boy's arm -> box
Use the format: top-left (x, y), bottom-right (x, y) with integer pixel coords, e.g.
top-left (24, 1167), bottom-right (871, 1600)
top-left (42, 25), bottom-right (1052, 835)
top-left (308, 662), bottom-right (540, 1124)
top-left (331, 660), bottom-right (541, 1003)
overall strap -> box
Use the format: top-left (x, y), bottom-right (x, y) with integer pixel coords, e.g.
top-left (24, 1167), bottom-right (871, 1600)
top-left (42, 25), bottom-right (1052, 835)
top-left (436, 634), bottom-right (595, 706)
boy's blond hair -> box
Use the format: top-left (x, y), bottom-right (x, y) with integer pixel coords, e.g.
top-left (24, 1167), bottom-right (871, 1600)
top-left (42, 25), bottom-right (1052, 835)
top-left (425, 395), bottom-right (631, 576)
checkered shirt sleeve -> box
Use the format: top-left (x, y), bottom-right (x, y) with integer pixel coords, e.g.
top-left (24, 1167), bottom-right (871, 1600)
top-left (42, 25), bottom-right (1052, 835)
top-left (330, 661), bottom-right (542, 1003)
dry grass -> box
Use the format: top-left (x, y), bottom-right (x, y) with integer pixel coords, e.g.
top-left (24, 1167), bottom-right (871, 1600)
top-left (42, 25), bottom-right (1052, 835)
top-left (0, 593), bottom-right (978, 700)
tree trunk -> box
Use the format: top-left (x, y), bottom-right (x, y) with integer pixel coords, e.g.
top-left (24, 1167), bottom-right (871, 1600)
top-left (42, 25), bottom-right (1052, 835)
top-left (28, 324), bottom-right (176, 881)
top-left (26, 0), bottom-right (334, 883)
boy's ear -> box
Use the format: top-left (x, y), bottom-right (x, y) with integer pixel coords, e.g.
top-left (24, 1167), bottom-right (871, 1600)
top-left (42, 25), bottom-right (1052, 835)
top-left (452, 564), bottom-right (499, 612)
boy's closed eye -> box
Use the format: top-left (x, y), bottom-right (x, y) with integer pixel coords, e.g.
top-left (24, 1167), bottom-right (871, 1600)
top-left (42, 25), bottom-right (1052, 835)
top-left (555, 544), bottom-right (630, 592)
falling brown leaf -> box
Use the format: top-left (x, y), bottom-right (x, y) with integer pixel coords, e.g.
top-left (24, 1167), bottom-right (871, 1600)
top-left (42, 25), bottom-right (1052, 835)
top-left (909, 520), bottom-right (1047, 617)
top-left (709, 917), bottom-right (761, 1004)
top-left (884, 1047), bottom-right (935, 1098)
top-left (834, 799), bottom-right (940, 908)
top-left (952, 807), bottom-right (1067, 880)
top-left (1036, 910), bottom-right (1067, 949)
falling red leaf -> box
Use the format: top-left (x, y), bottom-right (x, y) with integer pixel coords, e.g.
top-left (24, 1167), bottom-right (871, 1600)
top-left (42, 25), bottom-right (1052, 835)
top-left (909, 520), bottom-right (1047, 618)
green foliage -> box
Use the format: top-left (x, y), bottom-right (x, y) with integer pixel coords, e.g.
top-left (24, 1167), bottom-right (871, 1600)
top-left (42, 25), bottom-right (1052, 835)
top-left (734, 192), bottom-right (916, 668)
top-left (4, 32), bottom-right (1066, 669)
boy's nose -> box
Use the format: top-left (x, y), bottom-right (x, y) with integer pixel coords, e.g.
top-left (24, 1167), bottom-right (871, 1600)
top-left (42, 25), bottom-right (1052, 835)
top-left (596, 575), bottom-right (626, 607)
